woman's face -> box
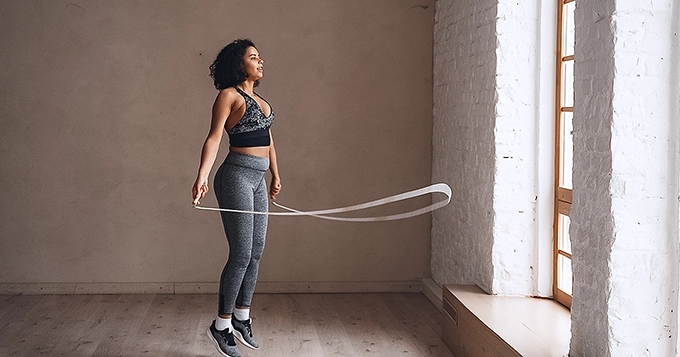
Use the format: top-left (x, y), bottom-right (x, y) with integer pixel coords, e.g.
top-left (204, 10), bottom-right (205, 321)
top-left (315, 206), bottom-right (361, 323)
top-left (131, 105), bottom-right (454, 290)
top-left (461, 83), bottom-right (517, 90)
top-left (242, 46), bottom-right (264, 81)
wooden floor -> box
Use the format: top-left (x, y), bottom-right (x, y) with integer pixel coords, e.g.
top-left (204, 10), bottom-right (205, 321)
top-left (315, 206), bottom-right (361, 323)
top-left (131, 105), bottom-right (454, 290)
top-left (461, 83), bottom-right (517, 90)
top-left (0, 293), bottom-right (454, 357)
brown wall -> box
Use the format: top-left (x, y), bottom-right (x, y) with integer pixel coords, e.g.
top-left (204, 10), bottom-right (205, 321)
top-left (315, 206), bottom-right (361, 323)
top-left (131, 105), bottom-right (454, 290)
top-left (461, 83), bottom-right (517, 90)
top-left (0, 0), bottom-right (434, 291)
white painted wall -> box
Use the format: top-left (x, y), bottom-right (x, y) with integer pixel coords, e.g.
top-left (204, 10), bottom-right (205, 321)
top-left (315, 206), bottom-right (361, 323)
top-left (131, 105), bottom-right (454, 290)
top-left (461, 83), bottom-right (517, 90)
top-left (568, 0), bottom-right (617, 353)
top-left (432, 0), bottom-right (554, 296)
top-left (492, 0), bottom-right (555, 296)
top-left (432, 0), bottom-right (498, 293)
top-left (570, 0), bottom-right (680, 355)
top-left (434, 0), bottom-right (680, 354)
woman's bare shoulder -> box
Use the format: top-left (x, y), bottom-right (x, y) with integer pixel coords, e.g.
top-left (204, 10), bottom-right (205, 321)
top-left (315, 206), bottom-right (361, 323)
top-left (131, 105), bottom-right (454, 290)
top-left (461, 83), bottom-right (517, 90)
top-left (214, 87), bottom-right (244, 108)
top-left (216, 87), bottom-right (240, 100)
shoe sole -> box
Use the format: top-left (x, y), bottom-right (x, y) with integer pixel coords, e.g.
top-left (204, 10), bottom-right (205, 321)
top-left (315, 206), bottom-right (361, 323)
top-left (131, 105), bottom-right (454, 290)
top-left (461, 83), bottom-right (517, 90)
top-left (233, 328), bottom-right (260, 350)
top-left (206, 327), bottom-right (240, 357)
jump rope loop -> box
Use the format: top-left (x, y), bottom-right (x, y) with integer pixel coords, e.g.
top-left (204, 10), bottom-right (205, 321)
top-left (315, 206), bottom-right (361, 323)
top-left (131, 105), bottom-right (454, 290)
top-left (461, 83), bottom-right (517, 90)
top-left (193, 183), bottom-right (451, 222)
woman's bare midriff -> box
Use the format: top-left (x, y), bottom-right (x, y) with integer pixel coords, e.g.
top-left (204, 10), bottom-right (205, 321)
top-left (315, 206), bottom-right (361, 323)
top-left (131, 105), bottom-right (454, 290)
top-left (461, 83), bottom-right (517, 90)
top-left (229, 146), bottom-right (270, 158)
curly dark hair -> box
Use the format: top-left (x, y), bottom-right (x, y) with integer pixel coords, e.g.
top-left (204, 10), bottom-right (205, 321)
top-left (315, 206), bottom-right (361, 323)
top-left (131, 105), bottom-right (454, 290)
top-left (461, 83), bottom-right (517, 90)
top-left (209, 38), bottom-right (260, 90)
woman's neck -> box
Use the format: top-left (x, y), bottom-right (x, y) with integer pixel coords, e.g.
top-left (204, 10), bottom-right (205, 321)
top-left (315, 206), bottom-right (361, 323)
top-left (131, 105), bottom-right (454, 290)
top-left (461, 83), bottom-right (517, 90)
top-left (237, 81), bottom-right (255, 95)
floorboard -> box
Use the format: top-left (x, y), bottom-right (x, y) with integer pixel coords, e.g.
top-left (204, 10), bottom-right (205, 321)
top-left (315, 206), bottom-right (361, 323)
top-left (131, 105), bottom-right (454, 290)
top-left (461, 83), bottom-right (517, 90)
top-left (0, 293), bottom-right (453, 357)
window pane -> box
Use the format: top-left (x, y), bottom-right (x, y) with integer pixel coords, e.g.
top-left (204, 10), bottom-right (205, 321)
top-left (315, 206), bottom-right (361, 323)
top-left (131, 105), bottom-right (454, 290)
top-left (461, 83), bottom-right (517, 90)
top-left (564, 1), bottom-right (575, 56)
top-left (557, 254), bottom-right (573, 295)
top-left (562, 60), bottom-right (574, 108)
top-left (559, 112), bottom-right (573, 189)
top-left (558, 213), bottom-right (571, 254)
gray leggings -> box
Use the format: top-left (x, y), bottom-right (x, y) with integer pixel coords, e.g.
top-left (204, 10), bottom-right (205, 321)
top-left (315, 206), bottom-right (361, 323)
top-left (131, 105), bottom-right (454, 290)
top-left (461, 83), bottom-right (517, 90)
top-left (214, 152), bottom-right (269, 316)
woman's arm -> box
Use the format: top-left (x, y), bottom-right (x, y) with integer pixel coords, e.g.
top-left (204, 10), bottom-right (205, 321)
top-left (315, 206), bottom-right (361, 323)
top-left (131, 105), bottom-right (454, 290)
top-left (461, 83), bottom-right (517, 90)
top-left (268, 130), bottom-right (282, 200)
top-left (192, 90), bottom-right (236, 205)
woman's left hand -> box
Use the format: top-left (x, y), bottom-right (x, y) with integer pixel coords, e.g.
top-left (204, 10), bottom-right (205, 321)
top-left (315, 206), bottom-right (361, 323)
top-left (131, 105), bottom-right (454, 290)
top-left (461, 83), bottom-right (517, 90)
top-left (269, 178), bottom-right (281, 200)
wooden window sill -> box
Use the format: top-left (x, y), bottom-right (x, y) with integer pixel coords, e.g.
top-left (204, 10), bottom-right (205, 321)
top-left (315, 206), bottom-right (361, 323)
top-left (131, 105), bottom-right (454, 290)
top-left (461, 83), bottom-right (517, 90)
top-left (442, 284), bottom-right (570, 357)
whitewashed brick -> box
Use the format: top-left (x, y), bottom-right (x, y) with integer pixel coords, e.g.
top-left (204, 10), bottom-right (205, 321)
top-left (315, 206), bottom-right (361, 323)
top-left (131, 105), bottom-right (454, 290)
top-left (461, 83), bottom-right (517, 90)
top-left (432, 0), bottom-right (553, 297)
top-left (434, 0), bottom-right (679, 355)
top-left (570, 0), bottom-right (679, 355)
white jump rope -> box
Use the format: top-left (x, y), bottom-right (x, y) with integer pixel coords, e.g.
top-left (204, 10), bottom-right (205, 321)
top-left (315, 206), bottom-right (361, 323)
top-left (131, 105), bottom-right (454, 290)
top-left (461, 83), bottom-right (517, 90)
top-left (193, 183), bottom-right (451, 222)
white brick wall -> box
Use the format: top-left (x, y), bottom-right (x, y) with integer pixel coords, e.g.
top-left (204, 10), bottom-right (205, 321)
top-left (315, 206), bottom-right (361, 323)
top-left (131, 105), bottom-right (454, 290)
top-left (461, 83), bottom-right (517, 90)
top-left (434, 0), bottom-right (680, 354)
top-left (570, 0), bottom-right (680, 355)
top-left (432, 0), bottom-right (498, 293)
top-left (492, 0), bottom-right (542, 295)
top-left (569, 0), bottom-right (617, 354)
top-left (432, 0), bottom-right (554, 296)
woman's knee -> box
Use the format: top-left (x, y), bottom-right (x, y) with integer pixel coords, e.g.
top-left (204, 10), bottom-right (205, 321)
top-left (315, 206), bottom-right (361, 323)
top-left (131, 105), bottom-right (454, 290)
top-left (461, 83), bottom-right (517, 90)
top-left (250, 248), bottom-right (263, 262)
top-left (229, 249), bottom-right (253, 268)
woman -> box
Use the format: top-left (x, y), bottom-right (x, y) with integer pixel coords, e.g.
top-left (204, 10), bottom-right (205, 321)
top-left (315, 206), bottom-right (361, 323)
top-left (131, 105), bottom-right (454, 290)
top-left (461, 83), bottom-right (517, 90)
top-left (192, 38), bottom-right (281, 357)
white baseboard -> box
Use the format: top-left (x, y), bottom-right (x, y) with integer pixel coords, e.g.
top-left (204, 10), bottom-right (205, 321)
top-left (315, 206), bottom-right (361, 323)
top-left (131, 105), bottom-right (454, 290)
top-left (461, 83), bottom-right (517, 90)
top-left (420, 277), bottom-right (442, 311)
top-left (0, 281), bottom-right (422, 295)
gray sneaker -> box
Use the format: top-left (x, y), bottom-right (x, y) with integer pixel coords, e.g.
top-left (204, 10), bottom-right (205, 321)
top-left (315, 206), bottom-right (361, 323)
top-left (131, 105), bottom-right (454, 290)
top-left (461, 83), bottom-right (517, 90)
top-left (207, 320), bottom-right (242, 357)
top-left (232, 318), bottom-right (260, 349)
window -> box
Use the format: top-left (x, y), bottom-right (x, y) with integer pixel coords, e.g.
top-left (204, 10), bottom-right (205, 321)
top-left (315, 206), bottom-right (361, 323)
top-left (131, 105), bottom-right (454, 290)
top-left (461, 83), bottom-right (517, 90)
top-left (554, 0), bottom-right (575, 308)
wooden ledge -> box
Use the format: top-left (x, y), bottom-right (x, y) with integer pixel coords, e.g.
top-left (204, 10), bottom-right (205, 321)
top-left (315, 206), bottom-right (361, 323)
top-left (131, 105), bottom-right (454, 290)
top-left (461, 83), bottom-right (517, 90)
top-left (442, 284), bottom-right (570, 357)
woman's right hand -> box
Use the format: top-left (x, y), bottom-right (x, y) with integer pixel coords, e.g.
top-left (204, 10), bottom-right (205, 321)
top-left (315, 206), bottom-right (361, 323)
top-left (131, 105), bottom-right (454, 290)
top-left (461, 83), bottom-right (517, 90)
top-left (192, 177), bottom-right (209, 205)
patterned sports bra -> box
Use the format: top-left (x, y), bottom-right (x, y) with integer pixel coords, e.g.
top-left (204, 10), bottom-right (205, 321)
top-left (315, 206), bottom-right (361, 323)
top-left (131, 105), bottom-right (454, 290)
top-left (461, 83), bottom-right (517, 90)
top-left (227, 87), bottom-right (274, 147)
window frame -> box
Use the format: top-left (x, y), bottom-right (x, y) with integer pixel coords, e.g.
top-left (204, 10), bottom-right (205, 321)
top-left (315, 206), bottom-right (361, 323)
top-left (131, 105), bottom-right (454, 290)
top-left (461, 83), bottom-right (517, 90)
top-left (553, 0), bottom-right (575, 309)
